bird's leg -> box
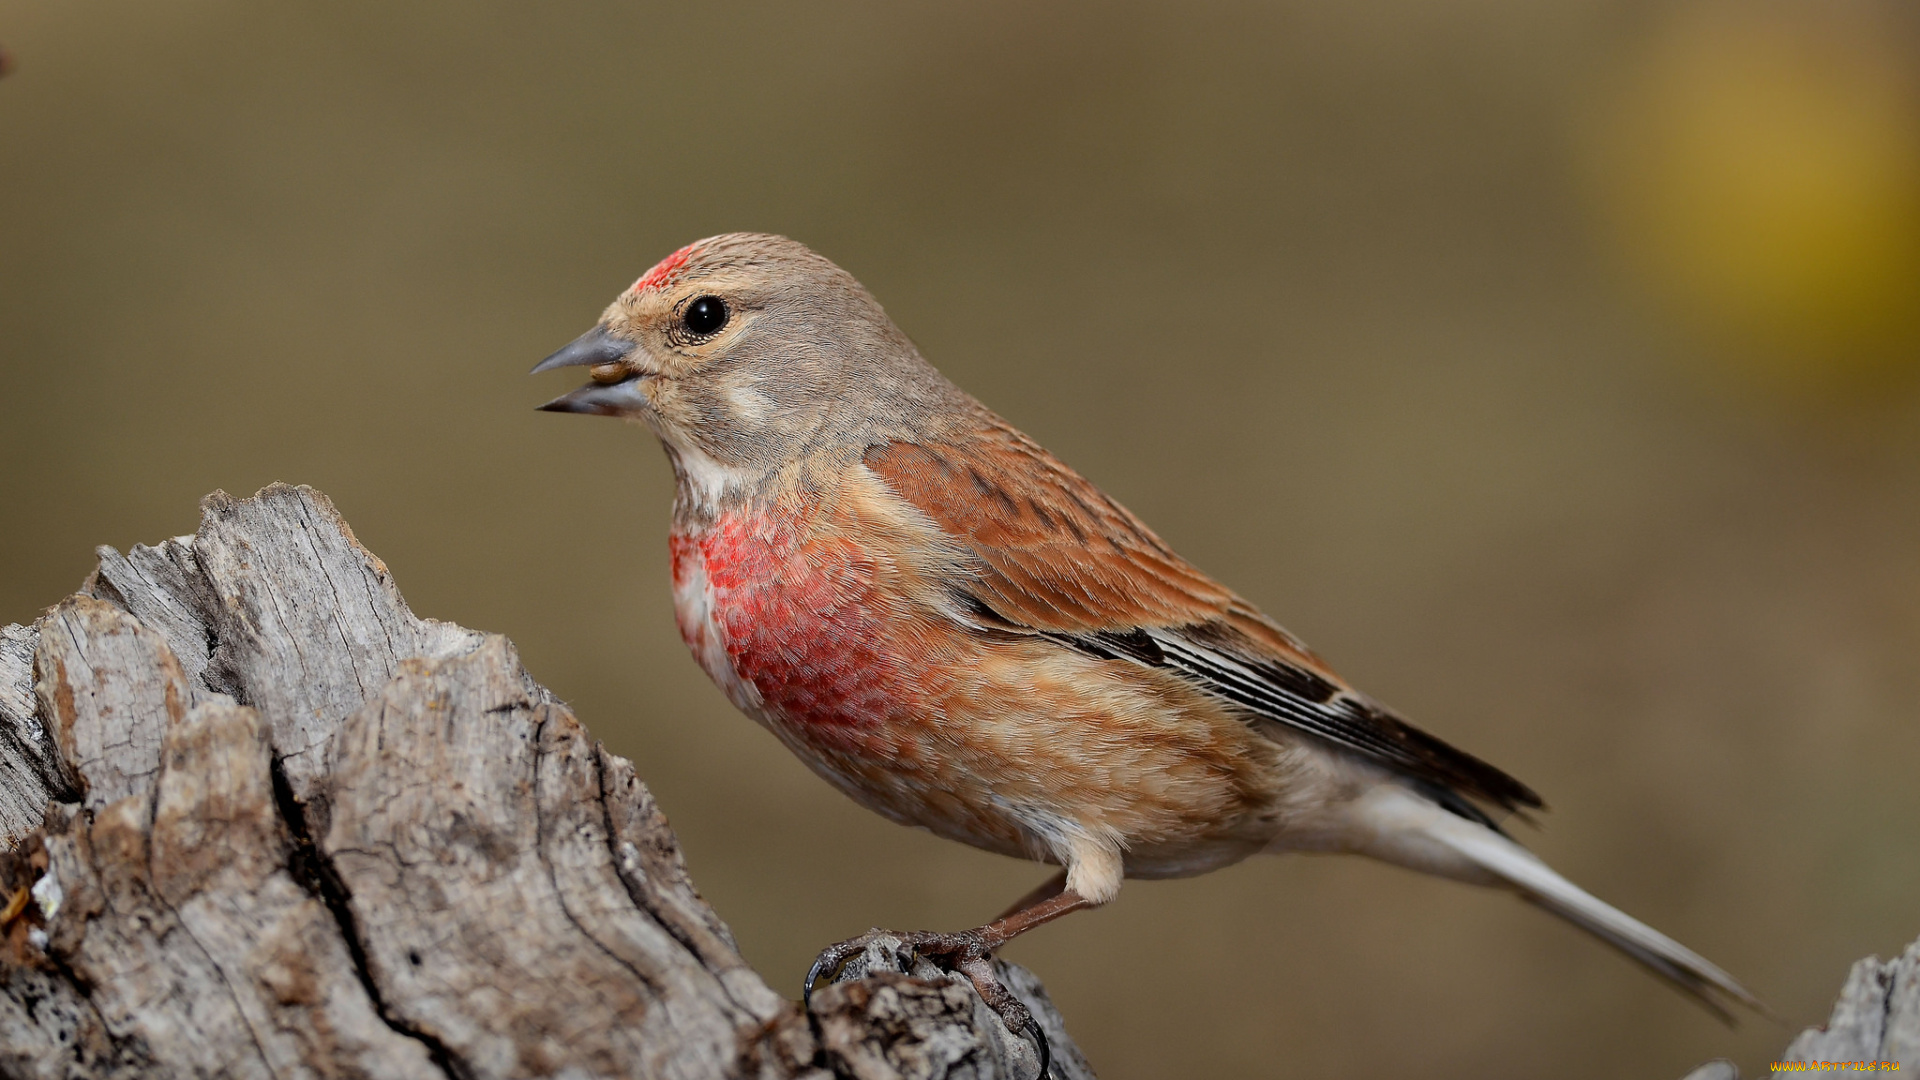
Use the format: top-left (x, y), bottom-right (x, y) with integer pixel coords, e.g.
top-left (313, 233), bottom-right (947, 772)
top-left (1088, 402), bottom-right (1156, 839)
top-left (804, 885), bottom-right (1095, 1078)
top-left (973, 885), bottom-right (1094, 948)
top-left (805, 886), bottom-right (1094, 1001)
top-left (995, 869), bottom-right (1068, 920)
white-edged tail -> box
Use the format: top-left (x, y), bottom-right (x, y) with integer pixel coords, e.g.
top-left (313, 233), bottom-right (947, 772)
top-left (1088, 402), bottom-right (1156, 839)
top-left (1347, 785), bottom-right (1768, 1022)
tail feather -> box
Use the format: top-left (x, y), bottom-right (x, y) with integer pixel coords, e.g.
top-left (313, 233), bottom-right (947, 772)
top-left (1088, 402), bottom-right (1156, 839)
top-left (1348, 785), bottom-right (1768, 1021)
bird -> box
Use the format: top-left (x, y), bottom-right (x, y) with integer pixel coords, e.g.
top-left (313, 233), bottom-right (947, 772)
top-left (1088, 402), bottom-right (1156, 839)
top-left (532, 232), bottom-right (1764, 1065)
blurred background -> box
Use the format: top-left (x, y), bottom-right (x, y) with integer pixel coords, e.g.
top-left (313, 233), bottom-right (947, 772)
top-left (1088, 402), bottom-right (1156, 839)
top-left (3, 1), bottom-right (1918, 1076)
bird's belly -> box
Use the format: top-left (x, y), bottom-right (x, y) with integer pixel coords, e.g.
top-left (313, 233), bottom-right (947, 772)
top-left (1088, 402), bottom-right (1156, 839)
top-left (669, 511), bottom-right (1298, 867)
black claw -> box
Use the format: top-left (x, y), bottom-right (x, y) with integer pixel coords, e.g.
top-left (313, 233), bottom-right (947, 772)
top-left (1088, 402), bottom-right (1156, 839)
top-left (803, 948), bottom-right (845, 1007)
top-left (1022, 1012), bottom-right (1052, 1080)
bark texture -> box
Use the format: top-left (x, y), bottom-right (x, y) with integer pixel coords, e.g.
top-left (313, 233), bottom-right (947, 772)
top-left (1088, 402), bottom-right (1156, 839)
top-left (1679, 934), bottom-right (1920, 1077)
top-left (1763, 936), bottom-right (1919, 1074)
top-left (0, 483), bottom-right (1094, 1080)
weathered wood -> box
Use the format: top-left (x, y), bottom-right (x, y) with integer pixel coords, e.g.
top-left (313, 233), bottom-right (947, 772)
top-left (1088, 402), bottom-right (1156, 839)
top-left (35, 596), bottom-right (191, 813)
top-left (1675, 935), bottom-right (1919, 1076)
top-left (814, 939), bottom-right (1094, 1080)
top-left (1778, 938), bottom-right (1919, 1069)
top-left (188, 488), bottom-right (486, 805)
top-left (38, 700), bottom-right (438, 1079)
top-left (0, 483), bottom-right (1092, 1079)
top-left (0, 621), bottom-right (69, 848)
top-left (315, 637), bottom-right (802, 1078)
top-left (84, 537), bottom-right (215, 692)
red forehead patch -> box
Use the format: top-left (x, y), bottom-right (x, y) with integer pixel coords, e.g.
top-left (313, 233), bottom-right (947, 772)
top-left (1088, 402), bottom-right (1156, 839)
top-left (629, 242), bottom-right (697, 295)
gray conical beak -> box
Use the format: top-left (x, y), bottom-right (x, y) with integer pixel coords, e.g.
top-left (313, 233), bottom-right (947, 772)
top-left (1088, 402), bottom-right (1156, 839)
top-left (533, 325), bottom-right (648, 416)
top-left (530, 326), bottom-right (635, 374)
top-left (536, 379), bottom-right (649, 416)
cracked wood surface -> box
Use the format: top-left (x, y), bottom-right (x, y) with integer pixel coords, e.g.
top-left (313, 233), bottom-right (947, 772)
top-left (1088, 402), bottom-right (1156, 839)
top-left (1776, 938), bottom-right (1919, 1070)
top-left (1679, 936), bottom-right (1920, 1078)
top-left (0, 483), bottom-right (1094, 1080)
top-left (0, 622), bottom-right (69, 846)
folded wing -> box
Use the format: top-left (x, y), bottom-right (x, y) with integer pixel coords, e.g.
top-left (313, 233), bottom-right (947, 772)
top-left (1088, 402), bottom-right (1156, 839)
top-left (864, 421), bottom-right (1543, 817)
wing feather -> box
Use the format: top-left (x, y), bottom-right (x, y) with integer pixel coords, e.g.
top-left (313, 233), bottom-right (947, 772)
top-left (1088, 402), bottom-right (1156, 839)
top-left (864, 421), bottom-right (1543, 815)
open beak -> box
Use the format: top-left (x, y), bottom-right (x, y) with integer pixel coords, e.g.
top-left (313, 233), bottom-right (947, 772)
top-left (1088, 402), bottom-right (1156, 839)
top-left (532, 326), bottom-right (647, 416)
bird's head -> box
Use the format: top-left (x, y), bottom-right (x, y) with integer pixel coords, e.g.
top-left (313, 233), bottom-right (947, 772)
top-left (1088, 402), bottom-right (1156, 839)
top-left (533, 233), bottom-right (965, 491)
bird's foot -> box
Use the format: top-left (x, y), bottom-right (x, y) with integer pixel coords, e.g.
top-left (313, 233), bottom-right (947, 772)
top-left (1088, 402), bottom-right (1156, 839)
top-left (805, 927), bottom-right (1050, 1079)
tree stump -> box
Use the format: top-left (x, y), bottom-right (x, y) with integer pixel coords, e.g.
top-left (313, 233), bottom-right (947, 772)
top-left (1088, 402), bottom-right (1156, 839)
top-left (1678, 936), bottom-right (1920, 1078)
top-left (0, 483), bottom-right (1095, 1080)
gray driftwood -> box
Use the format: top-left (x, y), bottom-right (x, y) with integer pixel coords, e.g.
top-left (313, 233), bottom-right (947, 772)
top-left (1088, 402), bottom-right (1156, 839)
top-left (1681, 936), bottom-right (1920, 1078)
top-left (0, 483), bottom-right (1095, 1080)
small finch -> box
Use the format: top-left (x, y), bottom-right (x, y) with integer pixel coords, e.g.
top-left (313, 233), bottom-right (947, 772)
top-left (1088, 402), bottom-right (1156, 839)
top-left (534, 233), bottom-right (1763, 1059)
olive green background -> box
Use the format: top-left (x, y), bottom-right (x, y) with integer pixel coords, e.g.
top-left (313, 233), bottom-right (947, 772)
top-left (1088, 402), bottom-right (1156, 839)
top-left (3, 3), bottom-right (1918, 1077)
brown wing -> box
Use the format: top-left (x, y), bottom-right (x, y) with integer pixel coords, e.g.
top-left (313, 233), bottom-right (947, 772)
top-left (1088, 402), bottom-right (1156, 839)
top-left (864, 421), bottom-right (1544, 816)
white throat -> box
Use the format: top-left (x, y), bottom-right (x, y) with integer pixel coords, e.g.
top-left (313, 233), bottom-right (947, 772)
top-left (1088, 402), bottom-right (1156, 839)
top-left (666, 440), bottom-right (753, 512)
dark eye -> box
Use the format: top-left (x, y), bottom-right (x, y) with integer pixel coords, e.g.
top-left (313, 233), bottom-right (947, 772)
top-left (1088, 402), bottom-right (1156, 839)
top-left (681, 295), bottom-right (728, 338)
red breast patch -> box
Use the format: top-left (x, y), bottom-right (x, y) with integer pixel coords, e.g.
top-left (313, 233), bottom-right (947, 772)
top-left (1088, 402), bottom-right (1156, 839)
top-left (678, 510), bottom-right (919, 744)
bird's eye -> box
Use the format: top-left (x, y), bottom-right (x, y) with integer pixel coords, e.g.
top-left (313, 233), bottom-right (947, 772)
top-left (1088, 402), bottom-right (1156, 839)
top-left (681, 295), bottom-right (728, 338)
